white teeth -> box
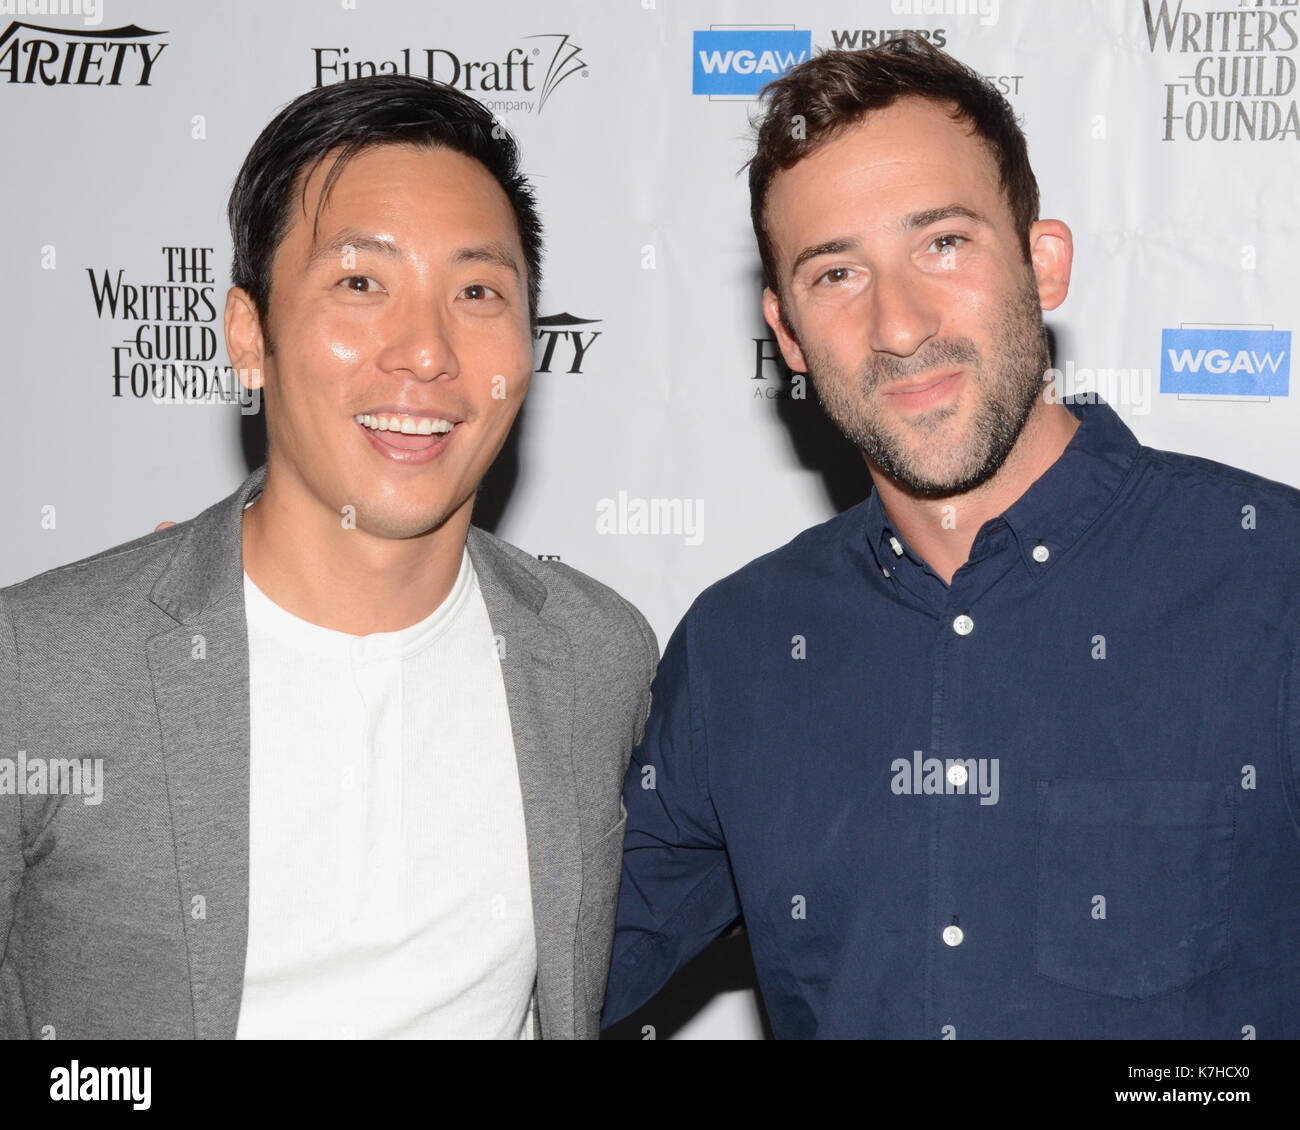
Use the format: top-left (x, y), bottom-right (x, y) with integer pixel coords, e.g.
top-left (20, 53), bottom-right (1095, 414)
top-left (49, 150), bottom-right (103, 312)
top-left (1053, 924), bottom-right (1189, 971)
top-left (355, 413), bottom-right (454, 435)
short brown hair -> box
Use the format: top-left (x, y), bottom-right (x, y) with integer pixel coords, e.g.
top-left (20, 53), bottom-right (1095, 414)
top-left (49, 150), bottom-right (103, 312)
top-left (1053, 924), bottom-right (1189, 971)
top-left (747, 35), bottom-right (1039, 293)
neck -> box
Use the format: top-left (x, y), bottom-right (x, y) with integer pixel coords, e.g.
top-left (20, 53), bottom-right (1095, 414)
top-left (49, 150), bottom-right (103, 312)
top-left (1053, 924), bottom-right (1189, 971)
top-left (869, 400), bottom-right (1080, 586)
top-left (241, 464), bottom-right (472, 635)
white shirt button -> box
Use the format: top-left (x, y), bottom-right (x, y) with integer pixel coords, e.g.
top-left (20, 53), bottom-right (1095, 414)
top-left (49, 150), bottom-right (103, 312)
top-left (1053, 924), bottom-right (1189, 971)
top-left (952, 614), bottom-right (974, 636)
top-left (1032, 544), bottom-right (1050, 563)
top-left (947, 763), bottom-right (968, 787)
top-left (942, 925), bottom-right (964, 947)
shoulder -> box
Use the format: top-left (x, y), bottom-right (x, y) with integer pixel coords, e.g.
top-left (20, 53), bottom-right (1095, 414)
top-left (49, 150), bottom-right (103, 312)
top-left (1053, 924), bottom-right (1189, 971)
top-left (1, 524), bottom-right (187, 623)
top-left (1136, 444), bottom-right (1300, 510)
top-left (466, 526), bottom-right (658, 666)
top-left (1130, 444), bottom-right (1300, 568)
top-left (686, 501), bottom-right (872, 625)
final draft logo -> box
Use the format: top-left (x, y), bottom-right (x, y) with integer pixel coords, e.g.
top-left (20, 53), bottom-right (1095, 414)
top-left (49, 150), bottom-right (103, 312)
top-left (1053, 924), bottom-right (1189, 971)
top-left (313, 32), bottom-right (588, 114)
top-left (1144, 0), bottom-right (1298, 140)
top-left (751, 336), bottom-right (807, 400)
top-left (0, 20), bottom-right (166, 85)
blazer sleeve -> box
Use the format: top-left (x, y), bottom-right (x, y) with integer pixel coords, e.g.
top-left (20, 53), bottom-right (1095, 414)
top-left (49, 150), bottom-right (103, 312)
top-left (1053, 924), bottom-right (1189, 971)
top-left (600, 609), bottom-right (741, 1028)
top-left (0, 592), bottom-right (23, 967)
top-left (616, 594), bottom-right (659, 748)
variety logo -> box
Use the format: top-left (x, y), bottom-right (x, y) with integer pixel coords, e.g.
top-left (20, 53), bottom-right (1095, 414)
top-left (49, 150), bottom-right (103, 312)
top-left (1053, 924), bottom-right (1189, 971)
top-left (1160, 326), bottom-right (1290, 397)
top-left (0, 20), bottom-right (166, 84)
top-left (534, 312), bottom-right (601, 374)
top-left (313, 32), bottom-right (588, 114)
top-left (692, 28), bottom-right (811, 97)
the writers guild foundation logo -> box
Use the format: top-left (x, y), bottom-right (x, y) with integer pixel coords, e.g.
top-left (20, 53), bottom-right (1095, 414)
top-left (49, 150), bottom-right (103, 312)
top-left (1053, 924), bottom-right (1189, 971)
top-left (87, 245), bottom-right (256, 409)
top-left (534, 312), bottom-right (602, 374)
top-left (313, 32), bottom-right (588, 115)
top-left (0, 22), bottom-right (167, 85)
top-left (1144, 0), bottom-right (1298, 140)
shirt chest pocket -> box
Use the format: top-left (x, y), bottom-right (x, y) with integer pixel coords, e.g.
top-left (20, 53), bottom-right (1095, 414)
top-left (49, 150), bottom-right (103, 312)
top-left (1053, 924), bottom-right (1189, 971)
top-left (1034, 778), bottom-right (1235, 1000)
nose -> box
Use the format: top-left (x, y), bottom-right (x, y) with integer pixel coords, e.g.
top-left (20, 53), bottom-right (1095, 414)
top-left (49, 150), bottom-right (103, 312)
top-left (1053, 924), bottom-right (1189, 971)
top-left (866, 267), bottom-right (940, 359)
top-left (374, 303), bottom-right (460, 383)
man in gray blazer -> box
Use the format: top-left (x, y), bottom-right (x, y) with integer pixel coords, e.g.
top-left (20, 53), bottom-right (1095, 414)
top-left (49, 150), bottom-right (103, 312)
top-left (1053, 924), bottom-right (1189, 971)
top-left (0, 76), bottom-right (655, 1040)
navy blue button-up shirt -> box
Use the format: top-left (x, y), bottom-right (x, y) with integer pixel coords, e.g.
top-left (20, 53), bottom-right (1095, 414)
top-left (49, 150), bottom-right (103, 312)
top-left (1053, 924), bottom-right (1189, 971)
top-left (603, 400), bottom-right (1300, 1038)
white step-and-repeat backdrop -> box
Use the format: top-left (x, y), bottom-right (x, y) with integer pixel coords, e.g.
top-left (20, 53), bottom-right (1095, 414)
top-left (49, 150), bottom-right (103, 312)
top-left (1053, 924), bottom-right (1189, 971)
top-left (2, 0), bottom-right (1295, 1038)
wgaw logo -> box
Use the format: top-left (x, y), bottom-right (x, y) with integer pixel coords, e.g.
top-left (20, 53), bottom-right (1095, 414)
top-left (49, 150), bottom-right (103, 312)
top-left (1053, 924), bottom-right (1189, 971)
top-left (692, 27), bottom-right (811, 97)
top-left (1161, 325), bottom-right (1290, 398)
top-left (0, 20), bottom-right (166, 84)
top-left (314, 32), bottom-right (587, 114)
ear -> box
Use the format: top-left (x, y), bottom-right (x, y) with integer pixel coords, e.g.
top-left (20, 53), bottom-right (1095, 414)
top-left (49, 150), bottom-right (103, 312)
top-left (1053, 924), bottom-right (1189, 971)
top-left (1028, 219), bottom-right (1073, 312)
top-left (224, 286), bottom-right (267, 391)
top-left (762, 287), bottom-right (808, 373)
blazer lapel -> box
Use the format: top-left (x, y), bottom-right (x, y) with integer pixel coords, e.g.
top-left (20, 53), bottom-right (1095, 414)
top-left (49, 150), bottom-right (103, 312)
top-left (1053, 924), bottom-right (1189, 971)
top-left (146, 467), bottom-right (266, 1039)
top-left (468, 527), bottom-right (583, 1039)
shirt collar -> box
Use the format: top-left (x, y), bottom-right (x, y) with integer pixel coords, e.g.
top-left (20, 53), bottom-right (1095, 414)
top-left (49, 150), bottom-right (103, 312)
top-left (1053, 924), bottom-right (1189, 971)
top-left (861, 397), bottom-right (1142, 578)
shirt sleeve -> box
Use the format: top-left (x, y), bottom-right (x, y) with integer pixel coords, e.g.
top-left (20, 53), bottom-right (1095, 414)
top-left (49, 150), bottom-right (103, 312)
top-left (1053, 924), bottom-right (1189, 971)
top-left (601, 609), bottom-right (741, 1028)
top-left (0, 593), bottom-right (23, 970)
top-left (1288, 624), bottom-right (1300, 841)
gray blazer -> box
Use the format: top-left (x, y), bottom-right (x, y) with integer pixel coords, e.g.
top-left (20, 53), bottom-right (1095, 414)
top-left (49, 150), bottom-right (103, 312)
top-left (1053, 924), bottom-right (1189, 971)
top-left (0, 466), bottom-right (656, 1039)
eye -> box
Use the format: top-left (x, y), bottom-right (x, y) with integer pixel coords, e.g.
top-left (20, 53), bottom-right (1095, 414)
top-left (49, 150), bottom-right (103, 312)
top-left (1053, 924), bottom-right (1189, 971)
top-left (461, 283), bottom-right (501, 301)
top-left (815, 266), bottom-right (856, 286)
top-left (339, 276), bottom-right (383, 294)
top-left (930, 233), bottom-right (967, 254)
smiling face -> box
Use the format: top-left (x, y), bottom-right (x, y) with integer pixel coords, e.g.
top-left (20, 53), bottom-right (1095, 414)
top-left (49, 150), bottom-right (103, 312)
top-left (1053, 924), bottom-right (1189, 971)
top-left (231, 142), bottom-right (534, 541)
top-left (762, 96), bottom-right (1061, 498)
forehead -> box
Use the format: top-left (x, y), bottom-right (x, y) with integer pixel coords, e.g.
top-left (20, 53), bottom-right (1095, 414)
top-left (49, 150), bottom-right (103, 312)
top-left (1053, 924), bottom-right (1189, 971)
top-left (765, 96), bottom-right (1006, 242)
top-left (284, 142), bottom-right (518, 251)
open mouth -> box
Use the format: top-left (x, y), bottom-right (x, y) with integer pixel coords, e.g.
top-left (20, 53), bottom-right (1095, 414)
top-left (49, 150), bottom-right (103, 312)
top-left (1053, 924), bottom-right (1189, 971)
top-left (355, 412), bottom-right (459, 461)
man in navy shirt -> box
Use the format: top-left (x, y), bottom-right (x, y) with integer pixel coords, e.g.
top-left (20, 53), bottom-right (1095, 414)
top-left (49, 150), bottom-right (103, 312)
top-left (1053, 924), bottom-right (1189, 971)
top-left (602, 37), bottom-right (1300, 1038)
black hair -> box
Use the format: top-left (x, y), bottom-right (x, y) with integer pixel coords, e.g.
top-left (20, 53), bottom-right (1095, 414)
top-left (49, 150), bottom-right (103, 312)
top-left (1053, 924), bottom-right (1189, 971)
top-left (228, 75), bottom-right (544, 331)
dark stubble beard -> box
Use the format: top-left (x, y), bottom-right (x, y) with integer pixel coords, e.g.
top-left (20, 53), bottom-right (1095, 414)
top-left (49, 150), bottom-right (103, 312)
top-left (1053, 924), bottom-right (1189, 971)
top-left (800, 269), bottom-right (1050, 498)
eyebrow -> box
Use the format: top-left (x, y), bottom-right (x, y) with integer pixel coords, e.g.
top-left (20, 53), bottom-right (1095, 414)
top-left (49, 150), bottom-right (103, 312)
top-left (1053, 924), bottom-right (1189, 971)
top-left (790, 239), bottom-right (858, 277)
top-left (897, 203), bottom-right (988, 231)
top-left (787, 204), bottom-right (989, 279)
top-left (307, 229), bottom-right (402, 266)
top-left (452, 241), bottom-right (521, 278)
